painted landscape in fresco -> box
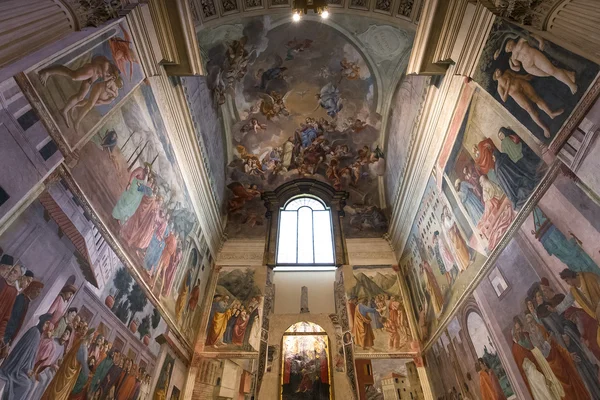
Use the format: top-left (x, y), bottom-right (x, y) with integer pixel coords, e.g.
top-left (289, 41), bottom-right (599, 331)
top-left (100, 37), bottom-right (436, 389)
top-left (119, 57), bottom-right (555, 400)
top-left (27, 20), bottom-right (144, 149)
top-left (426, 296), bottom-right (514, 400)
top-left (368, 359), bottom-right (423, 400)
top-left (0, 183), bottom-right (169, 399)
top-left (474, 19), bottom-right (599, 142)
top-left (69, 82), bottom-right (205, 344)
top-left (466, 172), bottom-right (600, 400)
top-left (205, 267), bottom-right (265, 352)
top-left (345, 265), bottom-right (413, 354)
top-left (201, 17), bottom-right (396, 239)
top-left (281, 322), bottom-right (331, 400)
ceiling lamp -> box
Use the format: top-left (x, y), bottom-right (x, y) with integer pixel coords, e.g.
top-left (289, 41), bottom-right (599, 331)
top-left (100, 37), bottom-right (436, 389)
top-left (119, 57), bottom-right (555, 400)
top-left (292, 0), bottom-right (329, 20)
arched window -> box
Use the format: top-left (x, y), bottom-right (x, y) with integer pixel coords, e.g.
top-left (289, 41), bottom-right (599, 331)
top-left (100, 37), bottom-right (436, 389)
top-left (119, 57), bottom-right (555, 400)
top-left (276, 195), bottom-right (335, 270)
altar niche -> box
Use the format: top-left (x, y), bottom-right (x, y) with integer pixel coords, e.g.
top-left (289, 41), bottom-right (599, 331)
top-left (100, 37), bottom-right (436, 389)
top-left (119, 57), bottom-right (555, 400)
top-left (281, 322), bottom-right (333, 400)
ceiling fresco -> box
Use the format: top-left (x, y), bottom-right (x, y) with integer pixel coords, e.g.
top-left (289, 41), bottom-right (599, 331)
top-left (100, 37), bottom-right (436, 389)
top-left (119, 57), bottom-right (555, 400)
top-left (199, 16), bottom-right (413, 238)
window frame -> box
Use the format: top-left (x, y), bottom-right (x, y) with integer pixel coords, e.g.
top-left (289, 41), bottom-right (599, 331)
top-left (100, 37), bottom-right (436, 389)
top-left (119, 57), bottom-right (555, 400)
top-left (275, 194), bottom-right (336, 270)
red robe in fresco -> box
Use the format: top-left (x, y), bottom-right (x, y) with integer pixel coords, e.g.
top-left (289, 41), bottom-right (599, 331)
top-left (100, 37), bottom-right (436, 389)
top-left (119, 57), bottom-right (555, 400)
top-left (0, 278), bottom-right (19, 338)
top-left (121, 195), bottom-right (160, 250)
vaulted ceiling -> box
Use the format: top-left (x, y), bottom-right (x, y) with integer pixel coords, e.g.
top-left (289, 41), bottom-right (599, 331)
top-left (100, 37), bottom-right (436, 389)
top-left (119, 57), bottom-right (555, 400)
top-left (186, 13), bottom-right (431, 239)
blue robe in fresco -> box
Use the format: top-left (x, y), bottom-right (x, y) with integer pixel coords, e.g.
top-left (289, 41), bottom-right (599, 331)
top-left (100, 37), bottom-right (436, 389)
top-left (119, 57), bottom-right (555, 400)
top-left (144, 225), bottom-right (170, 271)
top-left (318, 83), bottom-right (343, 118)
top-left (111, 178), bottom-right (147, 223)
top-left (88, 356), bottom-right (113, 396)
top-left (456, 181), bottom-right (484, 224)
top-left (223, 313), bottom-right (238, 344)
top-left (538, 305), bottom-right (600, 398)
top-left (540, 224), bottom-right (600, 275)
top-left (0, 314), bottom-right (52, 400)
top-left (4, 293), bottom-right (31, 345)
top-left (70, 342), bottom-right (91, 395)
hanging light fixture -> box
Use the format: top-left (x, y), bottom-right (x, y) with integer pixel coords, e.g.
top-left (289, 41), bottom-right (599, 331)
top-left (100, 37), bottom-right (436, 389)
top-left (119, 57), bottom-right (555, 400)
top-left (292, 0), bottom-right (329, 20)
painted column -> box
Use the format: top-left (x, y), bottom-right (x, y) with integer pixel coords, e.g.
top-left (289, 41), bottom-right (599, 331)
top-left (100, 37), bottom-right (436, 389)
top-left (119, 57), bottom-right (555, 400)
top-left (0, 0), bottom-right (77, 68)
top-left (409, 356), bottom-right (435, 400)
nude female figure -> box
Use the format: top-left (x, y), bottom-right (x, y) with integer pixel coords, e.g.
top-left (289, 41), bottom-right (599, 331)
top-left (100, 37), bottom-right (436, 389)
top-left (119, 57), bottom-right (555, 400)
top-left (38, 56), bottom-right (119, 127)
top-left (493, 68), bottom-right (564, 138)
top-left (497, 35), bottom-right (577, 94)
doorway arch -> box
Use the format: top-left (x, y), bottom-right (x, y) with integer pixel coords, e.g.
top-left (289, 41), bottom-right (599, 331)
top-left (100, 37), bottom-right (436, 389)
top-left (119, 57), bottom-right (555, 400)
top-left (281, 322), bottom-right (333, 400)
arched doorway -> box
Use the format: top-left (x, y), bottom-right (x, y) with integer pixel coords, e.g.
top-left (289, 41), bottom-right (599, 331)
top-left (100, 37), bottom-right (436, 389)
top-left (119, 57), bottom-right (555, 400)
top-left (281, 322), bottom-right (332, 400)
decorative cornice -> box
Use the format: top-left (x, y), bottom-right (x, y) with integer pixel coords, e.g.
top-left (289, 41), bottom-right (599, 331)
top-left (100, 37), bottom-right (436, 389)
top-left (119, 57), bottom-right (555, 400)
top-left (192, 0), bottom-right (422, 29)
top-left (147, 0), bottom-right (204, 75)
top-left (151, 73), bottom-right (225, 256)
top-left (387, 70), bottom-right (462, 259)
top-left (453, 3), bottom-right (494, 78)
top-left (57, 0), bottom-right (124, 30)
top-left (126, 3), bottom-right (161, 78)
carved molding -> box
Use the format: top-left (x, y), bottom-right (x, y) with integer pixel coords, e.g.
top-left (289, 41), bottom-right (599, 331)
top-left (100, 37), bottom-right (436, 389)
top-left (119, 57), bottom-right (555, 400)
top-left (58, 0), bottom-right (123, 30)
top-left (147, 0), bottom-right (204, 75)
top-left (193, 4), bottom-right (422, 29)
top-left (387, 69), bottom-right (464, 260)
top-left (453, 3), bottom-right (495, 78)
top-left (406, 0), bottom-right (451, 74)
top-left (126, 4), bottom-right (162, 77)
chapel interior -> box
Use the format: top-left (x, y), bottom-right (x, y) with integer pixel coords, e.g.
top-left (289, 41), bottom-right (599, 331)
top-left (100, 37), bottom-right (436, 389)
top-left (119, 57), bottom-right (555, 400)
top-left (1, 0), bottom-right (600, 399)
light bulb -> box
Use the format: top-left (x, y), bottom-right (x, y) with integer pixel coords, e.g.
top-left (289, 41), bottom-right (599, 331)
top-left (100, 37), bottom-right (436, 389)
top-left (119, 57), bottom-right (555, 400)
top-left (321, 10), bottom-right (329, 19)
top-left (292, 12), bottom-right (301, 22)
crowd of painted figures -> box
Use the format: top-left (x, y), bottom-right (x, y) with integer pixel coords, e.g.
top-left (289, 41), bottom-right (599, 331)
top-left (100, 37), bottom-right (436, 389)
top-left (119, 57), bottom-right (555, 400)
top-left (511, 269), bottom-right (600, 400)
top-left (112, 165), bottom-right (185, 297)
top-left (205, 294), bottom-right (262, 351)
top-left (0, 254), bottom-right (152, 400)
top-left (348, 294), bottom-right (411, 351)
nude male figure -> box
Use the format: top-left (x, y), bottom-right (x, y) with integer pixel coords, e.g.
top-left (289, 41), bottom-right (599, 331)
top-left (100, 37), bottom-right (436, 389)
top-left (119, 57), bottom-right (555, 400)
top-left (39, 56), bottom-right (120, 127)
top-left (71, 77), bottom-right (123, 130)
top-left (493, 68), bottom-right (563, 138)
top-left (498, 35), bottom-right (577, 94)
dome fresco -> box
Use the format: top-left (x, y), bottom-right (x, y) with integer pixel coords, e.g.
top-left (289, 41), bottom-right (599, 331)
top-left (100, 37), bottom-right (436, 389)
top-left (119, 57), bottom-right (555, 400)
top-left (198, 16), bottom-right (413, 238)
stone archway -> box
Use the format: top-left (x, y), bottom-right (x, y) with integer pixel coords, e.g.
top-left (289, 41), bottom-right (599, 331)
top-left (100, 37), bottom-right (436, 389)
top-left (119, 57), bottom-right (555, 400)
top-left (280, 321), bottom-right (333, 400)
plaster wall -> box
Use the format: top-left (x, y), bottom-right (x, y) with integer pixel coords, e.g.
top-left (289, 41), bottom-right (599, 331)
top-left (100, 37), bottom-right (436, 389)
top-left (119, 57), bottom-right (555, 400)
top-left (273, 271), bottom-right (336, 314)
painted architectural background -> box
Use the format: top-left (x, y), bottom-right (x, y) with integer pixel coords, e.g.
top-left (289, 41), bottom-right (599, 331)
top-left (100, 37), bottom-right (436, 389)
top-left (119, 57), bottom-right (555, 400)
top-left (69, 81), bottom-right (206, 345)
top-left (0, 182), bottom-right (175, 399)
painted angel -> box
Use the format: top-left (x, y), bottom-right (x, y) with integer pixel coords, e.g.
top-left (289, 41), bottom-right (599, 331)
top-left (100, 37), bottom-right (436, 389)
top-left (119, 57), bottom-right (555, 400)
top-left (315, 83), bottom-right (343, 118)
top-left (258, 91), bottom-right (290, 120)
top-left (227, 182), bottom-right (261, 212)
top-left (240, 118), bottom-right (267, 134)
